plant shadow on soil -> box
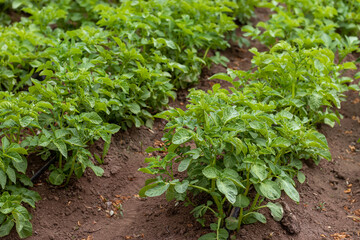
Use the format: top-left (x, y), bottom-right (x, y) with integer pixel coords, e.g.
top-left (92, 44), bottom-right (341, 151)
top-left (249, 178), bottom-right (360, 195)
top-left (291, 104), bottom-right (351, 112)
top-left (8, 8), bottom-right (360, 240)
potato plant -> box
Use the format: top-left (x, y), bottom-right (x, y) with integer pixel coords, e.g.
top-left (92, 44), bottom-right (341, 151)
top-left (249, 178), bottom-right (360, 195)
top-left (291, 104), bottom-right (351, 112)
top-left (213, 41), bottom-right (358, 128)
top-left (140, 84), bottom-right (330, 239)
top-left (140, 41), bottom-right (357, 239)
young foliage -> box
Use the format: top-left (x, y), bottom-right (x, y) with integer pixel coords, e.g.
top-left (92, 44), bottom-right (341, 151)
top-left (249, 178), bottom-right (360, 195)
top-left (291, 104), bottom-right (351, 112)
top-left (140, 80), bottom-right (331, 238)
top-left (243, 0), bottom-right (360, 61)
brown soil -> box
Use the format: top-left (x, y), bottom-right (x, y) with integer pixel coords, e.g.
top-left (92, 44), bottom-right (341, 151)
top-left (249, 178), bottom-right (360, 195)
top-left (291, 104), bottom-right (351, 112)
top-left (7, 8), bottom-right (360, 240)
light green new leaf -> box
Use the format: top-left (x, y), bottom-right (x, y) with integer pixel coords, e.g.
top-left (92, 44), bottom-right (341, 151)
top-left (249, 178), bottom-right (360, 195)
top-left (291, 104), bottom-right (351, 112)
top-left (209, 73), bottom-right (234, 82)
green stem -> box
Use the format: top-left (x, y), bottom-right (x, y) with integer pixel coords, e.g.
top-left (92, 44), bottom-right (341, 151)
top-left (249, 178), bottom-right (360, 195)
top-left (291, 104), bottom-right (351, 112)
top-left (211, 178), bottom-right (216, 192)
top-left (244, 166), bottom-right (251, 196)
top-left (238, 168), bottom-right (251, 231)
top-left (16, 127), bottom-right (21, 144)
top-left (59, 154), bottom-right (63, 169)
top-left (203, 46), bottom-right (210, 61)
top-left (237, 207), bottom-right (244, 231)
top-left (212, 193), bottom-right (224, 217)
top-left (188, 184), bottom-right (210, 193)
top-left (65, 150), bottom-right (78, 185)
top-left (249, 193), bottom-right (260, 212)
top-left (216, 217), bottom-right (222, 240)
top-left (292, 81), bottom-right (296, 98)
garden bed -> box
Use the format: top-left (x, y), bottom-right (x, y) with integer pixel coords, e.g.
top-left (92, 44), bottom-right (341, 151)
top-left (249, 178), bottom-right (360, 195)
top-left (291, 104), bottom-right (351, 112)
top-left (8, 13), bottom-right (360, 240)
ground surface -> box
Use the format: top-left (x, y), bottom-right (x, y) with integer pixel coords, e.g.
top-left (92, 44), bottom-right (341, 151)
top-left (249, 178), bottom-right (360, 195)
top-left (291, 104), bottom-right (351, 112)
top-left (8, 8), bottom-right (360, 240)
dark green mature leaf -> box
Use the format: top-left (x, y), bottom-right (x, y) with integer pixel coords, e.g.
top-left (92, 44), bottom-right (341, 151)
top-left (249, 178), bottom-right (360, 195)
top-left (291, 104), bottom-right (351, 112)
top-left (251, 164), bottom-right (268, 181)
top-left (297, 171), bottom-right (306, 184)
top-left (53, 139), bottom-right (68, 158)
top-left (225, 217), bottom-right (238, 230)
top-left (244, 212), bottom-right (266, 224)
top-left (145, 183), bottom-right (169, 197)
top-left (13, 206), bottom-right (32, 238)
top-left (202, 166), bottom-right (219, 179)
top-left (12, 158), bottom-right (27, 174)
top-left (19, 116), bottom-right (33, 128)
top-left (223, 107), bottom-right (239, 124)
top-left (198, 233), bottom-right (216, 240)
top-left (0, 171), bottom-right (6, 189)
top-left (6, 168), bottom-right (16, 184)
top-left (271, 137), bottom-right (291, 148)
top-left (2, 138), bottom-right (10, 151)
top-left (258, 180), bottom-right (281, 200)
top-left (49, 169), bottom-right (65, 185)
top-left (175, 180), bottom-right (189, 193)
top-left (89, 165), bottom-right (104, 177)
top-left (280, 179), bottom-right (299, 202)
top-left (128, 103), bottom-right (141, 114)
top-left (81, 112), bottom-right (103, 125)
top-left (234, 194), bottom-right (250, 208)
top-left (216, 179), bottom-right (237, 204)
top-left (178, 157), bottom-right (191, 172)
top-left (267, 202), bottom-right (283, 221)
top-left (0, 218), bottom-right (14, 237)
top-left (172, 128), bottom-right (193, 144)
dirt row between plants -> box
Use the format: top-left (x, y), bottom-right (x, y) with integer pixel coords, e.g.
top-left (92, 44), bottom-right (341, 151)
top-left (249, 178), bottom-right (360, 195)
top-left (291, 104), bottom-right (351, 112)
top-left (8, 9), bottom-right (360, 240)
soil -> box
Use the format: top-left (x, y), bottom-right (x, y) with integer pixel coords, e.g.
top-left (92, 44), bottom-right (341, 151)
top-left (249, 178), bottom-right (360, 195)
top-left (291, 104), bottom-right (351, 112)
top-left (7, 8), bottom-right (360, 240)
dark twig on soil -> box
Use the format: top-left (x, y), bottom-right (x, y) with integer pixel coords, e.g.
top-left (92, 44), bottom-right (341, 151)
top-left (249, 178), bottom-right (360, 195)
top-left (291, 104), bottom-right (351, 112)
top-left (30, 156), bottom-right (57, 182)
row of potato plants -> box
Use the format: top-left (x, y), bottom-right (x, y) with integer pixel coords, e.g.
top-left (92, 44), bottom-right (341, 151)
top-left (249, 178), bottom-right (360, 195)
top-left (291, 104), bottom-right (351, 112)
top-left (139, 0), bottom-right (360, 238)
top-left (0, 0), bottom-right (261, 238)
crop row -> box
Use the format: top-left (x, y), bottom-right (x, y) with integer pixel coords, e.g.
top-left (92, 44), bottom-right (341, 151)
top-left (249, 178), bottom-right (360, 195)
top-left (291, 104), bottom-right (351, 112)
top-left (140, 1), bottom-right (360, 239)
top-left (0, 0), bottom-right (260, 238)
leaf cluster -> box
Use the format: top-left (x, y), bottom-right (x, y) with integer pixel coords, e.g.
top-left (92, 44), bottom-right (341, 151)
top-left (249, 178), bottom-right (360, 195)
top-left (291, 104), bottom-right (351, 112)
top-left (243, 0), bottom-right (360, 62)
top-left (139, 40), bottom-right (355, 239)
top-left (0, 0), bottom-right (254, 238)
